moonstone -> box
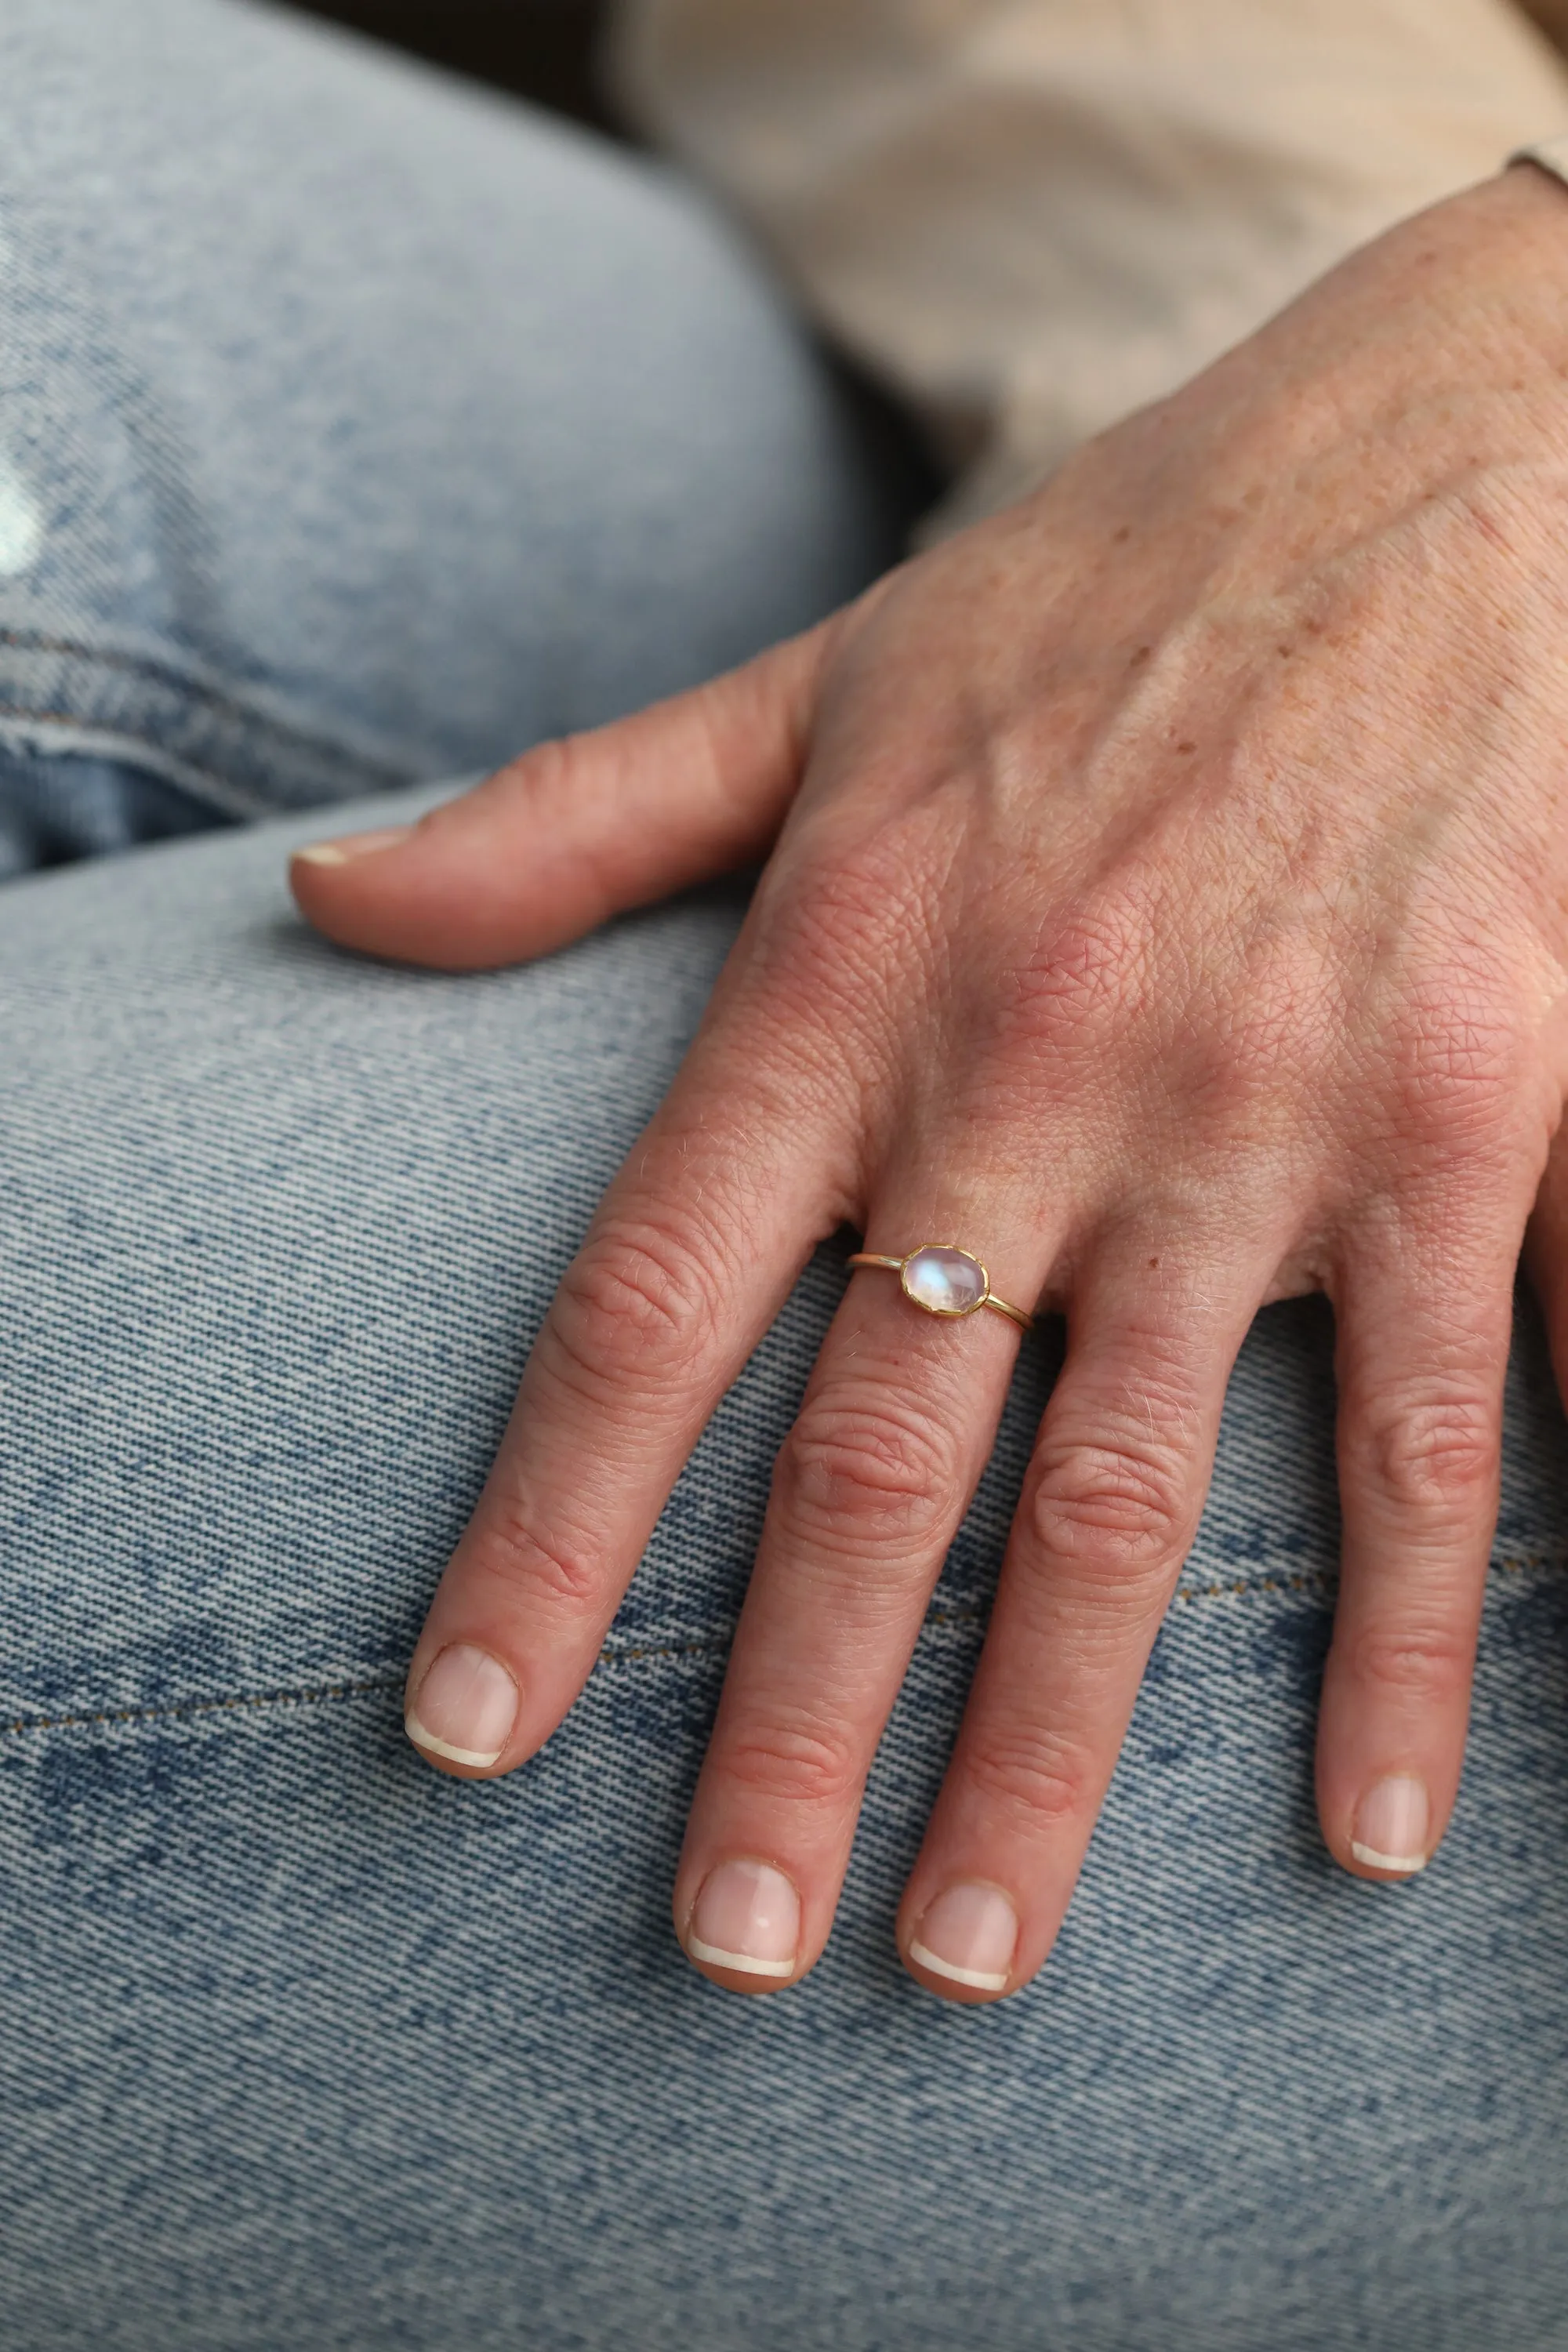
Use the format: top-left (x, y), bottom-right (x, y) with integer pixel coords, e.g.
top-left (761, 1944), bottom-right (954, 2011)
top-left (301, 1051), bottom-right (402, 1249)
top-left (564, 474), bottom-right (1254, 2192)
top-left (902, 1246), bottom-right (987, 1316)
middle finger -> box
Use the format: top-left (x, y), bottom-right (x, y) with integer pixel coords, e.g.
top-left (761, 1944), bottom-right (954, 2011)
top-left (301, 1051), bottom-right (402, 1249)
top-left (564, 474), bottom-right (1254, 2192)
top-left (673, 1195), bottom-right (1052, 1991)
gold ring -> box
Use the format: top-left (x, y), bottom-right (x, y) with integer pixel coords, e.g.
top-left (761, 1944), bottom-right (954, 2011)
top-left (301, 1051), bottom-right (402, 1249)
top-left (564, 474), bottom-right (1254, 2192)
top-left (846, 1245), bottom-right (1034, 1331)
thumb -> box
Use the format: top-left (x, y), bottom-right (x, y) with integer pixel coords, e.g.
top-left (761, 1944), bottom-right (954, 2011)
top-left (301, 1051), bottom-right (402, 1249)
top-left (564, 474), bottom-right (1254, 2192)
top-left (289, 619), bottom-right (833, 971)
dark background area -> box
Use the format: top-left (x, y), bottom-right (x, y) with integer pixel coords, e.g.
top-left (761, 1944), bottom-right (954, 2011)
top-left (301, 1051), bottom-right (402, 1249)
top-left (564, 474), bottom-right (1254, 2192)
top-left (285, 2), bottom-right (612, 128)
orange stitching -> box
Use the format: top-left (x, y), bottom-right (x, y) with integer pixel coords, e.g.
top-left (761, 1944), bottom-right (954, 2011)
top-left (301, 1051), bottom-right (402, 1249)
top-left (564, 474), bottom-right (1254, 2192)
top-left (0, 1675), bottom-right (403, 1740)
top-left (3, 1549), bottom-right (1563, 1739)
top-left (0, 702), bottom-right (404, 797)
top-left (1173, 1548), bottom-right (1567, 1608)
top-left (579, 1637), bottom-right (731, 1669)
top-left (1174, 1571), bottom-right (1332, 1607)
top-left (0, 628), bottom-right (411, 763)
top-left (0, 706), bottom-right (100, 728)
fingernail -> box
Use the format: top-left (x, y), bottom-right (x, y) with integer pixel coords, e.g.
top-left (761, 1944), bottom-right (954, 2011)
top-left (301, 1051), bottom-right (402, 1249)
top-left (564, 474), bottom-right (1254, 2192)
top-left (909, 1882), bottom-right (1019, 1992)
top-left (294, 825), bottom-right (414, 868)
top-left (687, 1859), bottom-right (800, 1978)
top-left (1351, 1774), bottom-right (1430, 1875)
top-left (405, 1644), bottom-right (519, 1768)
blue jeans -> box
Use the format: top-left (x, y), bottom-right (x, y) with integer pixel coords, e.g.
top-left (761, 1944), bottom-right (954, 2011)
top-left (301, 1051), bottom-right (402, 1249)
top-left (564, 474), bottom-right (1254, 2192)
top-left (2, 6), bottom-right (1566, 2347)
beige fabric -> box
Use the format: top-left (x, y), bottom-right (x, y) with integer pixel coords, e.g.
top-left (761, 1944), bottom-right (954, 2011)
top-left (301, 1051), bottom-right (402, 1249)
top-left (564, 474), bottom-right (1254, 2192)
top-left (609, 0), bottom-right (1568, 532)
top-left (1516, 128), bottom-right (1568, 183)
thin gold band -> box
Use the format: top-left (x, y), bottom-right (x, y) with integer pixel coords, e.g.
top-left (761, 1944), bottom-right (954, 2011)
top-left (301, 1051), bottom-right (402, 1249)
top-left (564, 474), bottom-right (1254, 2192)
top-left (847, 1248), bottom-right (1035, 1332)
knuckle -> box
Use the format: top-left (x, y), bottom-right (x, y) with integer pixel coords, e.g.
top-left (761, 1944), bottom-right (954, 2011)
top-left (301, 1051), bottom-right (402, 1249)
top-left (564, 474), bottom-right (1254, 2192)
top-left (751, 824), bottom-right (935, 1033)
top-left (775, 1390), bottom-right (960, 1549)
top-left (1357, 1386), bottom-right (1498, 1520)
top-left (548, 1215), bottom-right (728, 1399)
top-left (510, 730), bottom-right (579, 803)
top-left (1204, 957), bottom-right (1329, 1117)
top-left (1383, 961), bottom-right (1528, 1158)
top-left (466, 1500), bottom-right (601, 1616)
top-left (717, 1708), bottom-right (863, 1814)
top-left (471, 731), bottom-right (594, 826)
top-left (1344, 1618), bottom-right (1474, 1708)
top-left (993, 885), bottom-right (1152, 1069)
top-left (956, 1725), bottom-right (1097, 1830)
top-left (1024, 1425), bottom-right (1194, 1580)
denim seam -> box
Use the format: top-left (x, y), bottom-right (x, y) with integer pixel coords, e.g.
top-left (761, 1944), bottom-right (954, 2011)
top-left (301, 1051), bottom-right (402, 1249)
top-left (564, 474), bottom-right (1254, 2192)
top-left (0, 629), bottom-right (403, 755)
top-left (0, 634), bottom-right (422, 820)
top-left (0, 705), bottom-right (261, 822)
top-left (0, 702), bottom-right (412, 821)
top-left (3, 1548), bottom-right (1563, 1743)
top-left (1173, 1548), bottom-right (1567, 1609)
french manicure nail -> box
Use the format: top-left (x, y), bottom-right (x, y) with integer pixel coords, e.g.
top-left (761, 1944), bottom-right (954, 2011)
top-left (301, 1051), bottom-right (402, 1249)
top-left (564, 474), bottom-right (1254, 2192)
top-left (909, 1882), bottom-right (1019, 1991)
top-left (405, 1644), bottom-right (519, 1768)
top-left (1351, 1774), bottom-right (1430, 1875)
top-left (687, 1859), bottom-right (800, 1978)
top-left (294, 825), bottom-right (414, 867)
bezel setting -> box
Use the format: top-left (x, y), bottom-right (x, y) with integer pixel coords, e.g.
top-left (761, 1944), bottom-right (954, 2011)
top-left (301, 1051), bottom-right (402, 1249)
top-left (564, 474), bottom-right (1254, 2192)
top-left (898, 1244), bottom-right (991, 1319)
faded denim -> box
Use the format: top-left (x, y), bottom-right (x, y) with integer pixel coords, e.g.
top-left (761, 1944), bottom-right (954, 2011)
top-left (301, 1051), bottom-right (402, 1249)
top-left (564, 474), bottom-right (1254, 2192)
top-left (2, 5), bottom-right (1567, 2349)
top-left (0, 0), bottom-right (906, 872)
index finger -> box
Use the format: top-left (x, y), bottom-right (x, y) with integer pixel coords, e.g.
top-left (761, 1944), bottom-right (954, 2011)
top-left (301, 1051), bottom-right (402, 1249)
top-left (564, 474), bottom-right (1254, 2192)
top-left (402, 1023), bottom-right (847, 1776)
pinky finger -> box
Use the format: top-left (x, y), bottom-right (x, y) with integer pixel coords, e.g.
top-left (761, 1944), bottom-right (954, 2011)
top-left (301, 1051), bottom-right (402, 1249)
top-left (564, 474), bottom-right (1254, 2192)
top-left (1317, 1217), bottom-right (1517, 1883)
top-left (1523, 1122), bottom-right (1568, 1401)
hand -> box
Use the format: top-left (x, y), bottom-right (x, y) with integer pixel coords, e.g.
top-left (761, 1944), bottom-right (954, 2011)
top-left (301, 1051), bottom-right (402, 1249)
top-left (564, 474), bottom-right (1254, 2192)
top-left (292, 165), bottom-right (1568, 2002)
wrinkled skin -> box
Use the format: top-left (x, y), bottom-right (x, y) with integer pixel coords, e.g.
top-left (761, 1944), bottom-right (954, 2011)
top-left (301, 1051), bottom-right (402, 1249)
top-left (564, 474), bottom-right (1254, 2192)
top-left (294, 166), bottom-right (1568, 2001)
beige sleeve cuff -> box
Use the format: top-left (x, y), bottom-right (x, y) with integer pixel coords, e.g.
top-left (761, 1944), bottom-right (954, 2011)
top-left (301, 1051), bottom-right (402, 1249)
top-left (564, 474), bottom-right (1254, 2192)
top-left (611, 0), bottom-right (1568, 534)
top-left (1512, 129), bottom-right (1568, 183)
